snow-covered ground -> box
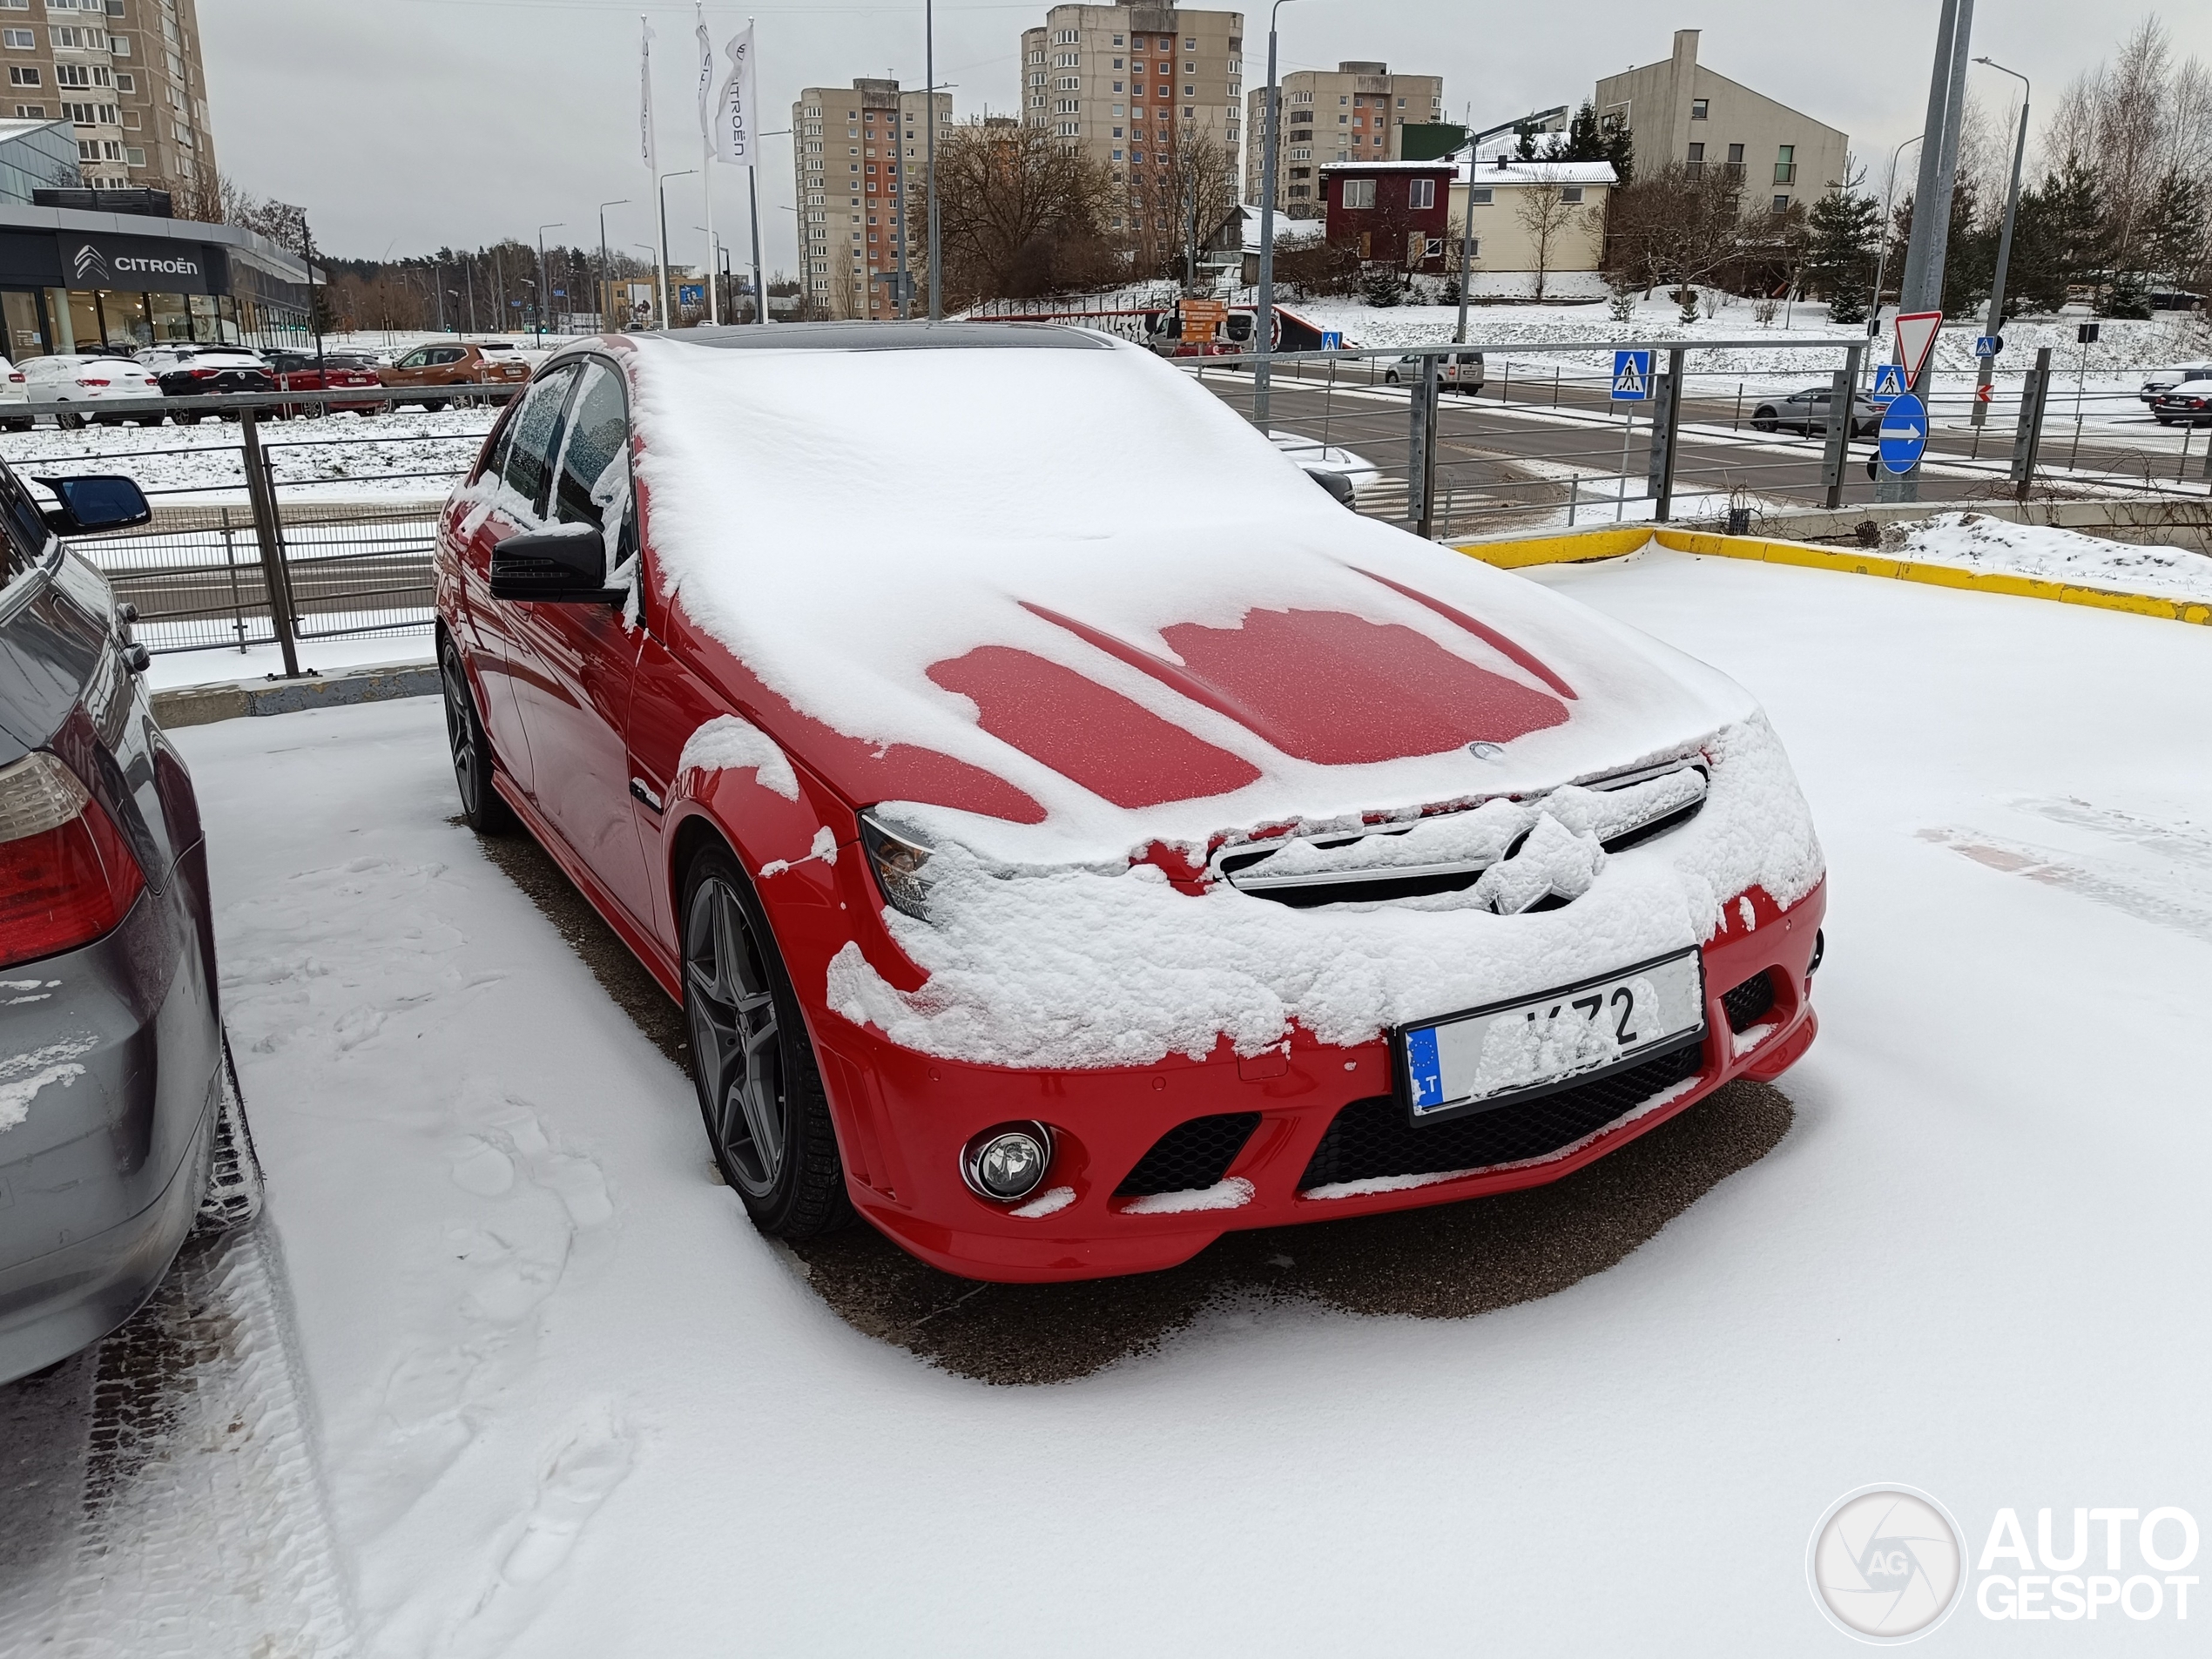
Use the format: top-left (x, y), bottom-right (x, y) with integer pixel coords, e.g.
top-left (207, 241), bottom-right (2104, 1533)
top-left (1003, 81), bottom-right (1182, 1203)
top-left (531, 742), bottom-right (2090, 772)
top-left (121, 545), bottom-right (2212, 1653)
top-left (1282, 293), bottom-right (2212, 406)
top-left (0, 408), bottom-right (496, 504)
top-left (1891, 511), bottom-right (2212, 602)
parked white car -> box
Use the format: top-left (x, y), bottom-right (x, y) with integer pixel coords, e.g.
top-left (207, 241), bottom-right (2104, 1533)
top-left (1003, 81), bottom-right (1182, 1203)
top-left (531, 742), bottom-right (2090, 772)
top-left (2138, 361), bottom-right (2212, 403)
top-left (0, 355), bottom-right (27, 430)
top-left (17, 353), bottom-right (165, 427)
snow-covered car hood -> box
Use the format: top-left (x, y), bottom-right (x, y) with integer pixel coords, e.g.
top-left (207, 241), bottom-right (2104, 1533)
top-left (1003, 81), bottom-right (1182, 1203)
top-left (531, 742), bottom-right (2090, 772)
top-left (625, 328), bottom-right (1762, 869)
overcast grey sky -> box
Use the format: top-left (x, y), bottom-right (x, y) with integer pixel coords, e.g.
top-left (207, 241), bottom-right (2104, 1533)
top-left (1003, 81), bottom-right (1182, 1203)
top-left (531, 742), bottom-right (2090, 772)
top-left (203, 0), bottom-right (2209, 271)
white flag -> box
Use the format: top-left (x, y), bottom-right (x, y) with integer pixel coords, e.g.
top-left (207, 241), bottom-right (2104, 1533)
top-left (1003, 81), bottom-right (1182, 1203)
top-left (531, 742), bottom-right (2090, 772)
top-left (639, 17), bottom-right (658, 176)
top-left (694, 8), bottom-right (717, 136)
top-left (712, 24), bottom-right (758, 167)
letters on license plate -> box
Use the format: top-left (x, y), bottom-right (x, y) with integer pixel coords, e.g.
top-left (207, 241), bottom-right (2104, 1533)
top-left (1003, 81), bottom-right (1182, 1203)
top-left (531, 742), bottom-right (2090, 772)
top-left (1399, 949), bottom-right (1706, 1124)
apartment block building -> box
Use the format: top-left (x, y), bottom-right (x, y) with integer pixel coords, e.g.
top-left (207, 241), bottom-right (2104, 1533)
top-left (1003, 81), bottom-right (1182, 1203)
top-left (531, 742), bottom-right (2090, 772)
top-left (1019, 3), bottom-right (1243, 242)
top-left (1595, 30), bottom-right (1846, 219)
top-left (1244, 61), bottom-right (1443, 214)
top-left (792, 78), bottom-right (953, 319)
top-left (0, 0), bottom-right (213, 193)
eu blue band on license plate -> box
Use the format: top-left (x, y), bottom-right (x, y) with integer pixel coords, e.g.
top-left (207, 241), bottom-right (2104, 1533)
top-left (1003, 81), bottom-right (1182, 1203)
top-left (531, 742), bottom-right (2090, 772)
top-left (1406, 1026), bottom-right (1444, 1109)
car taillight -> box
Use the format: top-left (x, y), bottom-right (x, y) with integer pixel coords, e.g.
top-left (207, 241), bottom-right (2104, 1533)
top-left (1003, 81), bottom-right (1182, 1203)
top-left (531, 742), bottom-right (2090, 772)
top-left (188, 367), bottom-right (221, 379)
top-left (0, 751), bottom-right (145, 970)
top-left (75, 377), bottom-right (110, 387)
top-left (7, 372), bottom-right (22, 383)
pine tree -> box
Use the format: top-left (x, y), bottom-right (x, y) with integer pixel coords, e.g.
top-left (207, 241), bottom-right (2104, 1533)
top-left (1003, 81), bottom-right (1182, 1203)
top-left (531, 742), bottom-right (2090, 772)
top-left (1805, 188), bottom-right (1879, 323)
top-left (1556, 101), bottom-right (1606, 162)
top-left (1940, 176), bottom-right (1995, 319)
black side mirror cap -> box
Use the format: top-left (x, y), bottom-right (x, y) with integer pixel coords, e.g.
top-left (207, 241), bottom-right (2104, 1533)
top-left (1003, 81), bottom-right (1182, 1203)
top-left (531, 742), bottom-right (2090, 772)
top-left (34, 474), bottom-right (152, 535)
top-left (489, 521), bottom-right (623, 604)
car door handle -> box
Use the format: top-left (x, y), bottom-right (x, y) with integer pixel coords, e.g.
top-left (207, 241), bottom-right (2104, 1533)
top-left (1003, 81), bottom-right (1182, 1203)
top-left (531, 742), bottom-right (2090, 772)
top-left (629, 778), bottom-right (664, 813)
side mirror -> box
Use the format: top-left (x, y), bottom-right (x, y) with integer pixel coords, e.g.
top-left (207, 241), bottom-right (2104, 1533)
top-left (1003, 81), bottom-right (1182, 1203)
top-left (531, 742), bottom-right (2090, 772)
top-left (35, 474), bottom-right (152, 535)
top-left (489, 521), bottom-right (621, 604)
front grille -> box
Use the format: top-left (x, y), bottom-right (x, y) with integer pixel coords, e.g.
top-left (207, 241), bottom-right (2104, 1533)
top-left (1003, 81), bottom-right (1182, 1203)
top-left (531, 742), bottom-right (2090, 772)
top-left (1720, 969), bottom-right (1776, 1032)
top-left (1116, 1111), bottom-right (1262, 1197)
top-left (1297, 1042), bottom-right (1705, 1192)
top-left (1218, 760), bottom-right (1708, 911)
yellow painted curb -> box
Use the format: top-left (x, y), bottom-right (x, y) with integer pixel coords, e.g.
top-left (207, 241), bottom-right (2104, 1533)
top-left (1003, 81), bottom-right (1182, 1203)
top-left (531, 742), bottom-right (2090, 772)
top-left (1453, 526), bottom-right (1651, 568)
top-left (1651, 529), bottom-right (2212, 627)
top-left (1448, 524), bottom-right (2212, 628)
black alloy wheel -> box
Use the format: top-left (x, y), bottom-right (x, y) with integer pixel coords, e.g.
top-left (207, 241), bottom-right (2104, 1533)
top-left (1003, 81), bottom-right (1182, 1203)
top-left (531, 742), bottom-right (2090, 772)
top-left (439, 635), bottom-right (516, 834)
top-left (682, 847), bottom-right (851, 1238)
top-left (1751, 409), bottom-right (1778, 432)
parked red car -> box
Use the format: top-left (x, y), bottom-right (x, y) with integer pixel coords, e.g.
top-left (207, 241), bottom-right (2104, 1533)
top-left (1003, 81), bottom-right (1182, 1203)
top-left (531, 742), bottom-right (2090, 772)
top-left (434, 324), bottom-right (1824, 1284)
top-left (266, 347), bottom-right (383, 416)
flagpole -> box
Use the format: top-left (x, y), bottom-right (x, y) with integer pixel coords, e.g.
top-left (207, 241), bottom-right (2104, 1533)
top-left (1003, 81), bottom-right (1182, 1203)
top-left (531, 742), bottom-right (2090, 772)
top-left (747, 15), bottom-right (765, 323)
top-left (698, 5), bottom-right (719, 326)
top-left (642, 15), bottom-right (668, 328)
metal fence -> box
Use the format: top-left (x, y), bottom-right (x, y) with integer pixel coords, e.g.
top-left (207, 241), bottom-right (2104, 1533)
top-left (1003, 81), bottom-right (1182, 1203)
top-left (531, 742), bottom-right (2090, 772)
top-left (0, 385), bottom-right (515, 671)
top-left (1175, 339), bottom-right (2212, 541)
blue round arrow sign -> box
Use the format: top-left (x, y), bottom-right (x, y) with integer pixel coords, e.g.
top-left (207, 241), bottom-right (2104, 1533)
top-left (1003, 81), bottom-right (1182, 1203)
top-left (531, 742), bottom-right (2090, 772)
top-left (1878, 390), bottom-right (1928, 475)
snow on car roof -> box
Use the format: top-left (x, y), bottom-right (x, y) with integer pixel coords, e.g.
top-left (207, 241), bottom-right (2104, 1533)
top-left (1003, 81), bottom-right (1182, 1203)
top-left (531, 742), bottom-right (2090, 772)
top-left (612, 326), bottom-right (1756, 870)
top-left (677, 320), bottom-right (1113, 354)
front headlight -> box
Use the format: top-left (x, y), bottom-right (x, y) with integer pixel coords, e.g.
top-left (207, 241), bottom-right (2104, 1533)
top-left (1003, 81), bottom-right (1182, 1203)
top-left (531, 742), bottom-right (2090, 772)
top-left (859, 810), bottom-right (935, 920)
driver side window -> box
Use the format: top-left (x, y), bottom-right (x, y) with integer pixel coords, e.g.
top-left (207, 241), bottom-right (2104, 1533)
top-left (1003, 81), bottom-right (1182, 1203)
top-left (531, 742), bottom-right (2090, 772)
top-left (497, 365), bottom-right (581, 522)
top-left (551, 361), bottom-right (631, 538)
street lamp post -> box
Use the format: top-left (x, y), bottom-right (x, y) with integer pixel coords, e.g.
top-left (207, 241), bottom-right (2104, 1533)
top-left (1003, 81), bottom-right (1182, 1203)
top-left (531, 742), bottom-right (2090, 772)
top-left (658, 169), bottom-right (698, 327)
top-left (597, 199), bottom-right (630, 332)
top-left (1970, 57), bottom-right (2030, 428)
top-left (1252, 0), bottom-right (1302, 428)
top-left (1866, 132), bottom-right (1924, 376)
top-left (536, 224), bottom-right (563, 343)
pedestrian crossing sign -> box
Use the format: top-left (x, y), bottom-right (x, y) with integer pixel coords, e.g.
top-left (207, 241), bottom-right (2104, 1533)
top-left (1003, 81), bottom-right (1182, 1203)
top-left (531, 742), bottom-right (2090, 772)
top-left (1871, 362), bottom-right (1906, 404)
top-left (1612, 349), bottom-right (1652, 401)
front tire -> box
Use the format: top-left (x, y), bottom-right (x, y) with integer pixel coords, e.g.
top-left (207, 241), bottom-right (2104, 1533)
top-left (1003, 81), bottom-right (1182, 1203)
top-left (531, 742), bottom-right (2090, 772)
top-left (682, 848), bottom-right (851, 1239)
top-left (56, 409), bottom-right (84, 430)
top-left (440, 635), bottom-right (516, 834)
top-left (1751, 411), bottom-right (1777, 432)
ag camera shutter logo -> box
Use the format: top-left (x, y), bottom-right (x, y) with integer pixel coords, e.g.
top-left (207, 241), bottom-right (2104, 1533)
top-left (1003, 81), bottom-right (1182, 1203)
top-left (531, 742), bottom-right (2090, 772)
top-left (1808, 1486), bottom-right (1967, 1642)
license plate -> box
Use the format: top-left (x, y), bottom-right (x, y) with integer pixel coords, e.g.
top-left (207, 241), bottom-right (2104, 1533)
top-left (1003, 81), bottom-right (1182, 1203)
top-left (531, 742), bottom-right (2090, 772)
top-left (1397, 949), bottom-right (1706, 1125)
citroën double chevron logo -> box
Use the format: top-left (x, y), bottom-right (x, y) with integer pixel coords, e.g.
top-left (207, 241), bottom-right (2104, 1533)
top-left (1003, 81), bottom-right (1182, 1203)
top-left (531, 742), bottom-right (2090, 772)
top-left (71, 243), bottom-right (111, 285)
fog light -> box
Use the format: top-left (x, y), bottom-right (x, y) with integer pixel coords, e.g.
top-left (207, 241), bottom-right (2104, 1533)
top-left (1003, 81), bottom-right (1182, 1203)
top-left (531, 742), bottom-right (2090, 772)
top-left (961, 1123), bottom-right (1052, 1203)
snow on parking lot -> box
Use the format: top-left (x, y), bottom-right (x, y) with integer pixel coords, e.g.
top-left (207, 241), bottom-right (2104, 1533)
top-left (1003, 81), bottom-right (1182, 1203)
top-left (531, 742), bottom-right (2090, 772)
top-left (159, 551), bottom-right (2212, 1655)
top-left (0, 407), bottom-right (495, 503)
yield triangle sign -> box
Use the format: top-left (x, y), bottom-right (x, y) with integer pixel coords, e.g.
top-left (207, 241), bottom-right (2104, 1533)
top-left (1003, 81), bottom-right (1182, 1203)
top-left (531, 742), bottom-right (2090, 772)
top-left (1893, 310), bottom-right (1943, 388)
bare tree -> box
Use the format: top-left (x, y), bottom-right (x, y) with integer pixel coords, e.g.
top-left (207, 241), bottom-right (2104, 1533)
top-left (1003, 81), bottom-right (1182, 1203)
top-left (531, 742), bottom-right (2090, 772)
top-left (933, 118), bottom-right (1119, 307)
top-left (1514, 183), bottom-right (1587, 300)
top-left (1603, 161), bottom-right (1745, 297)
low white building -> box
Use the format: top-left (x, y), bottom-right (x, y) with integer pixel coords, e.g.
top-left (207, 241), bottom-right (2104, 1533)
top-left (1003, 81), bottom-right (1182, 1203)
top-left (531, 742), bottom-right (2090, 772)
top-left (1446, 138), bottom-right (1617, 299)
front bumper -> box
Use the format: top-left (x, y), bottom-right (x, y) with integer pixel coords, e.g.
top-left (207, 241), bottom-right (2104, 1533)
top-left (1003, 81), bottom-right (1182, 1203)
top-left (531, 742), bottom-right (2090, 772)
top-left (819, 880), bottom-right (1825, 1283)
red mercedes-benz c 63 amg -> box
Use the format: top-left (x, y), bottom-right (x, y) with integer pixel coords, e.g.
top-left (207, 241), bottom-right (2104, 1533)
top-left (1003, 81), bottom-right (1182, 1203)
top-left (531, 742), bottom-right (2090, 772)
top-left (433, 322), bottom-right (1824, 1283)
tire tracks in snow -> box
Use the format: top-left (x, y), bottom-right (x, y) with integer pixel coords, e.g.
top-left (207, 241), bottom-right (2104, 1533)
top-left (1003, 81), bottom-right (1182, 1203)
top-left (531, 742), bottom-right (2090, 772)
top-left (0, 1224), bottom-right (357, 1656)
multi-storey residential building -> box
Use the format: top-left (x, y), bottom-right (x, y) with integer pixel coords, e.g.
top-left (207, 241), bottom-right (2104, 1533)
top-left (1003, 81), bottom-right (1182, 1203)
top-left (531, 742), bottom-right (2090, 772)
top-left (1595, 30), bottom-right (1846, 219)
top-left (1018, 4), bottom-right (1242, 247)
top-left (792, 78), bottom-right (952, 319)
top-left (1244, 61), bottom-right (1443, 215)
top-left (0, 0), bottom-right (214, 195)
